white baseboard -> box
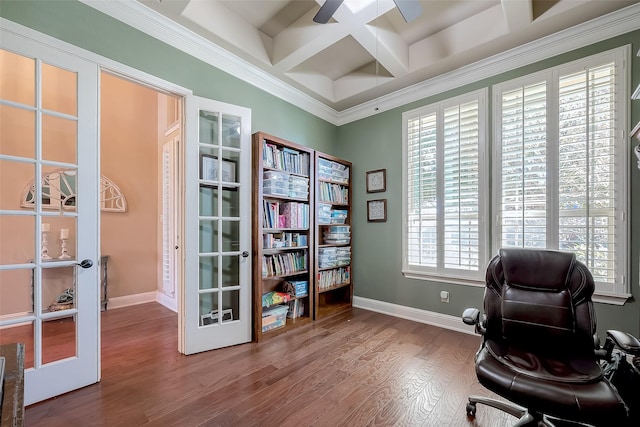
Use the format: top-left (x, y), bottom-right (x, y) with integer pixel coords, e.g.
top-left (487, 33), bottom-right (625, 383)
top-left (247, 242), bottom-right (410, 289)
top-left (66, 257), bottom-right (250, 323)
top-left (353, 296), bottom-right (475, 335)
top-left (107, 292), bottom-right (156, 310)
top-left (108, 291), bottom-right (178, 312)
top-left (156, 291), bottom-right (178, 313)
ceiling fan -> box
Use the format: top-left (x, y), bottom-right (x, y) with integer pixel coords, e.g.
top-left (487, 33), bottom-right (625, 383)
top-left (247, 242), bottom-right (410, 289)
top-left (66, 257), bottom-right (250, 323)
top-left (313, 0), bottom-right (423, 24)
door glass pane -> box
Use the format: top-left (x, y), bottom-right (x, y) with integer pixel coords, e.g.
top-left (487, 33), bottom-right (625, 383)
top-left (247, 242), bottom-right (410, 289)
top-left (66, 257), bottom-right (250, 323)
top-left (0, 321), bottom-right (35, 369)
top-left (221, 255), bottom-right (239, 288)
top-left (42, 316), bottom-right (77, 364)
top-left (0, 159), bottom-right (34, 210)
top-left (199, 186), bottom-right (217, 217)
top-left (221, 187), bottom-right (239, 217)
top-left (0, 49), bottom-right (35, 107)
top-left (199, 111), bottom-right (218, 146)
top-left (221, 289), bottom-right (240, 321)
top-left (0, 215), bottom-right (35, 265)
top-left (199, 256), bottom-right (218, 290)
top-left (199, 220), bottom-right (218, 253)
top-left (0, 105), bottom-right (35, 158)
top-left (42, 266), bottom-right (75, 312)
top-left (221, 149), bottom-right (239, 184)
top-left (199, 292), bottom-right (219, 326)
top-left (41, 167), bottom-right (77, 212)
top-left (42, 114), bottom-right (77, 164)
top-left (221, 220), bottom-right (240, 252)
top-left (42, 62), bottom-right (77, 116)
top-left (221, 114), bottom-right (240, 148)
top-left (42, 217), bottom-right (76, 261)
top-left (0, 269), bottom-right (33, 317)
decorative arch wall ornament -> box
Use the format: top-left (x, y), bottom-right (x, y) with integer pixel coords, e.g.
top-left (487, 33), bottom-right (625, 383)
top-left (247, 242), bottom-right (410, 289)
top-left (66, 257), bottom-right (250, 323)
top-left (21, 169), bottom-right (127, 212)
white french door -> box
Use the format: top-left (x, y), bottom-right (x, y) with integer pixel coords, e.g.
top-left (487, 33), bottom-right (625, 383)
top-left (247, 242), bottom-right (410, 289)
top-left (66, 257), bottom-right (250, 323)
top-left (0, 30), bottom-right (100, 404)
top-left (181, 96), bottom-right (252, 354)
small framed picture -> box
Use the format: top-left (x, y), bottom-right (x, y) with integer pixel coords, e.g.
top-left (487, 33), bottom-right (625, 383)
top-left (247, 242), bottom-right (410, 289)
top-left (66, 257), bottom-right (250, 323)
top-left (366, 169), bottom-right (386, 193)
top-left (221, 159), bottom-right (237, 182)
top-left (367, 199), bottom-right (387, 222)
top-left (200, 154), bottom-right (237, 183)
top-left (200, 154), bottom-right (217, 181)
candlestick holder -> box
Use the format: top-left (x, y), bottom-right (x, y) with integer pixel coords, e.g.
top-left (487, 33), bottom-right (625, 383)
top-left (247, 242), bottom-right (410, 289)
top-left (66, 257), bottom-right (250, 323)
top-left (41, 231), bottom-right (52, 260)
top-left (58, 237), bottom-right (71, 259)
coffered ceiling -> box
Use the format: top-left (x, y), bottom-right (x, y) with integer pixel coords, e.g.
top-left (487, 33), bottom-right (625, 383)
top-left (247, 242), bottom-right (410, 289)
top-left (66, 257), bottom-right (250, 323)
top-left (87, 0), bottom-right (639, 121)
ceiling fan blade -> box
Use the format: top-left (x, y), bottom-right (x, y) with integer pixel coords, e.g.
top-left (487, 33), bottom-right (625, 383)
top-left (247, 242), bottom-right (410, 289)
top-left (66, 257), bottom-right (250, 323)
top-left (313, 0), bottom-right (344, 24)
top-left (393, 0), bottom-right (423, 23)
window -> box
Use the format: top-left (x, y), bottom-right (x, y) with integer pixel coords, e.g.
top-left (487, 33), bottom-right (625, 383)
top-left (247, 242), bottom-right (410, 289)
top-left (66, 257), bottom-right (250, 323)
top-left (402, 89), bottom-right (489, 283)
top-left (493, 47), bottom-right (629, 298)
top-left (402, 47), bottom-right (629, 299)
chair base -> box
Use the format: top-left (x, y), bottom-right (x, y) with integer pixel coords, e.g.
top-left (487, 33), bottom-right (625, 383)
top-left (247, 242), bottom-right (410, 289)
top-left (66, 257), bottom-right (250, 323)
top-left (466, 395), bottom-right (591, 427)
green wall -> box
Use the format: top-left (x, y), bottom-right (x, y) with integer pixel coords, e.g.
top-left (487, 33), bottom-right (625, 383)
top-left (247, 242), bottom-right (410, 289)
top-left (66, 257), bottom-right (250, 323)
top-left (0, 0), bottom-right (338, 153)
top-left (3, 1), bottom-right (639, 339)
top-left (337, 29), bottom-right (640, 338)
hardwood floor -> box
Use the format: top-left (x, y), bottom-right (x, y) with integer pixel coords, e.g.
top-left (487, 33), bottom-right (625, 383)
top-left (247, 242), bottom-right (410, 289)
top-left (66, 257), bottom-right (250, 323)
top-left (25, 303), bottom-right (516, 426)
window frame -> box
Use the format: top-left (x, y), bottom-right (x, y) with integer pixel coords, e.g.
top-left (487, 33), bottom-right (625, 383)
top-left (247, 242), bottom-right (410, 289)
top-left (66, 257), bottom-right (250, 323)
top-left (401, 46), bottom-right (630, 302)
top-left (491, 46), bottom-right (630, 301)
top-left (402, 88), bottom-right (490, 285)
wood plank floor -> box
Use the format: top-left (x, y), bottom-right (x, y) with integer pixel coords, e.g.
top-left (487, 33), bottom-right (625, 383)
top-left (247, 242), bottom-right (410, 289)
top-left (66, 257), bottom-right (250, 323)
top-left (25, 303), bottom-right (516, 426)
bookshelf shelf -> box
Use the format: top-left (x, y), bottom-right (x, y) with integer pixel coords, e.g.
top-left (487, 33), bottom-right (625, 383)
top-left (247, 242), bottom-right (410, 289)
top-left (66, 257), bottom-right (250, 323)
top-left (318, 282), bottom-right (351, 293)
top-left (252, 132), bottom-right (315, 341)
top-left (262, 270), bottom-right (309, 279)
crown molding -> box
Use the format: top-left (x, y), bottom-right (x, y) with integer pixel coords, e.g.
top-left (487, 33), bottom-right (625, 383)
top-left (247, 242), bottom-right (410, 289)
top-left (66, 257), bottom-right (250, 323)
top-left (47, 2), bottom-right (640, 126)
top-left (79, 0), bottom-right (340, 124)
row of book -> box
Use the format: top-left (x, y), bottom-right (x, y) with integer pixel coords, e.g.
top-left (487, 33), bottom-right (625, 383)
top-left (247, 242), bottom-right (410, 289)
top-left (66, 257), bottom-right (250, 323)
top-left (262, 141), bottom-right (310, 176)
top-left (263, 200), bottom-right (309, 229)
top-left (319, 182), bottom-right (349, 205)
top-left (317, 266), bottom-right (350, 290)
top-left (263, 232), bottom-right (308, 249)
top-left (287, 299), bottom-right (305, 319)
top-left (262, 251), bottom-right (308, 277)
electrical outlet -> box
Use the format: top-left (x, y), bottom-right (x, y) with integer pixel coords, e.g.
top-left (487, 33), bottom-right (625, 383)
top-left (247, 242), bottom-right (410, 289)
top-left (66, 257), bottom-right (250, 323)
top-left (440, 290), bottom-right (450, 303)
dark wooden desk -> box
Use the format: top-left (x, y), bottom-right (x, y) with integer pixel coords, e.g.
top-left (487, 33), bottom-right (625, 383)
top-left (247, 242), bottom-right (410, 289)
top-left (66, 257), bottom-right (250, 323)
top-left (0, 343), bottom-right (24, 427)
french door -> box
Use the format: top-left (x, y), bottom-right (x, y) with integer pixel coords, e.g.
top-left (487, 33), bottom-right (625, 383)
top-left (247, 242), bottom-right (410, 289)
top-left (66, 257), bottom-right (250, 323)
top-left (0, 31), bottom-right (100, 404)
top-left (181, 96), bottom-right (252, 354)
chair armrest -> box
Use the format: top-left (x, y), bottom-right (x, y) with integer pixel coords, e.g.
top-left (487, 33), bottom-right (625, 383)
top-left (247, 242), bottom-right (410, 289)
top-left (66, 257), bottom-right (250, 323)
top-left (462, 308), bottom-right (486, 335)
top-left (606, 330), bottom-right (640, 355)
top-left (462, 308), bottom-right (480, 326)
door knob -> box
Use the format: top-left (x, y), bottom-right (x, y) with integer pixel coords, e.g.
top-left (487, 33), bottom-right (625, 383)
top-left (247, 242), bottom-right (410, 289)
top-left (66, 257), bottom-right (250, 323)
top-left (242, 251), bottom-right (249, 258)
top-left (77, 259), bottom-right (93, 269)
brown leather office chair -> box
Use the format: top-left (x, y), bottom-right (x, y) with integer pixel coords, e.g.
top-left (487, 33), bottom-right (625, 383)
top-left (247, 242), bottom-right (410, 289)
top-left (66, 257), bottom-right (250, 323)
top-left (462, 248), bottom-right (636, 426)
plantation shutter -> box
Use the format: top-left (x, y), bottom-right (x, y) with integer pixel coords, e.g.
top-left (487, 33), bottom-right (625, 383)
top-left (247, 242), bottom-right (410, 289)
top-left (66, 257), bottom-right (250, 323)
top-left (443, 101), bottom-right (481, 270)
top-left (405, 95), bottom-right (483, 274)
top-left (407, 112), bottom-right (437, 267)
top-left (499, 82), bottom-right (547, 248)
top-left (557, 63), bottom-right (617, 284)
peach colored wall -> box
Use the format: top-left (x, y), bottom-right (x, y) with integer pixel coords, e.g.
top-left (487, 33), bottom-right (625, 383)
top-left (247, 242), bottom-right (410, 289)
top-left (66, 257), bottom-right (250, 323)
top-left (100, 72), bottom-right (159, 299)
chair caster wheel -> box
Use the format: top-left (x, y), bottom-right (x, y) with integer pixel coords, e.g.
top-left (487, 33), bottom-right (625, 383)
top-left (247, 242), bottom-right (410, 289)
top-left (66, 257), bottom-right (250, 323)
top-left (466, 402), bottom-right (477, 417)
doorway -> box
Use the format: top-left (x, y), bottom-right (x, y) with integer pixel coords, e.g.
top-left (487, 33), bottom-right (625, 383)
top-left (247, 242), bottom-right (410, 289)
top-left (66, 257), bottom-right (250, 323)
top-left (99, 71), bottom-right (182, 314)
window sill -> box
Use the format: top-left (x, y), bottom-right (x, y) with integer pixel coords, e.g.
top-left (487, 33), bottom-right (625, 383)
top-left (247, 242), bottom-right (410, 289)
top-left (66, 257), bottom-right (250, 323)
top-left (403, 270), bottom-right (631, 305)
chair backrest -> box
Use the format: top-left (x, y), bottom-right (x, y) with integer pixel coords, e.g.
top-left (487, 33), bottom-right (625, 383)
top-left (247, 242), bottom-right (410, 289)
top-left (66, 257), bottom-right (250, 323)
top-left (484, 248), bottom-right (597, 355)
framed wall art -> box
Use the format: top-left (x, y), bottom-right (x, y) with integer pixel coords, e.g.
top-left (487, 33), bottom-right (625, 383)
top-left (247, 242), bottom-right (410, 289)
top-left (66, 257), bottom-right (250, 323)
top-left (366, 168), bottom-right (386, 193)
top-left (367, 199), bottom-right (387, 222)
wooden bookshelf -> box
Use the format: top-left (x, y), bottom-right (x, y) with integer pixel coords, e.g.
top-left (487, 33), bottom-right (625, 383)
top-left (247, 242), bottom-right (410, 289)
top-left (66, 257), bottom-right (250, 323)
top-left (252, 132), bottom-right (314, 341)
top-left (314, 152), bottom-right (353, 319)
